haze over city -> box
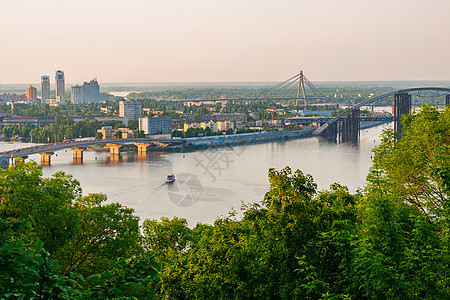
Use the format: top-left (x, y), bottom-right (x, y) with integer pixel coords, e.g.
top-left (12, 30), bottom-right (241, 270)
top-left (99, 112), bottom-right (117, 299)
top-left (1, 0), bottom-right (449, 84)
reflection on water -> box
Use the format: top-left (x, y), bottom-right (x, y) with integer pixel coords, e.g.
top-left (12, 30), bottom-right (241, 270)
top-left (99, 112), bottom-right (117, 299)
top-left (0, 124), bottom-right (389, 225)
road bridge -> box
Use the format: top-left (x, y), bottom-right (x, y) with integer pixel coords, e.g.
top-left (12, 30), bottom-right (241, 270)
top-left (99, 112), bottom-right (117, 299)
top-left (0, 138), bottom-right (184, 169)
top-left (314, 87), bottom-right (450, 142)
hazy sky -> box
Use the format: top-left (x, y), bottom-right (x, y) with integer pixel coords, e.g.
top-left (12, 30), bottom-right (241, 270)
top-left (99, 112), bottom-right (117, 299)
top-left (1, 0), bottom-right (449, 83)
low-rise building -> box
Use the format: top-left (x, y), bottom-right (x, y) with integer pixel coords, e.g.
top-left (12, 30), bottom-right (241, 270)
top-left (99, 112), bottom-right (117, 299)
top-left (200, 121), bottom-right (219, 132)
top-left (2, 116), bottom-right (55, 126)
top-left (217, 121), bottom-right (234, 131)
top-left (183, 122), bottom-right (200, 132)
top-left (95, 116), bottom-right (127, 124)
top-left (97, 126), bottom-right (116, 139)
top-left (183, 120), bottom-right (234, 132)
top-left (118, 128), bottom-right (134, 139)
top-left (211, 112), bottom-right (247, 122)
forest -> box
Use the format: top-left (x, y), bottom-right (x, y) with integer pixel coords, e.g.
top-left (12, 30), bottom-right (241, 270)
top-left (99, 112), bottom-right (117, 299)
top-left (0, 105), bottom-right (448, 299)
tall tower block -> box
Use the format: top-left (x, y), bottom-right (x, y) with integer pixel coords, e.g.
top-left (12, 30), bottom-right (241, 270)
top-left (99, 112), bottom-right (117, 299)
top-left (41, 75), bottom-right (50, 103)
top-left (55, 70), bottom-right (65, 102)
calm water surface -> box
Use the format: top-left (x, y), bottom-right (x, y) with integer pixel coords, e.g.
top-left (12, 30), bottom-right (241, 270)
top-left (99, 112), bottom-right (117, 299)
top-left (0, 124), bottom-right (389, 225)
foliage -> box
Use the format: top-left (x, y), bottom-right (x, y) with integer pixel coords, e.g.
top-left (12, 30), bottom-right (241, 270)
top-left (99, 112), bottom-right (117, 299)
top-left (0, 218), bottom-right (80, 299)
top-left (0, 104), bottom-right (448, 298)
top-left (2, 119), bottom-right (123, 143)
top-left (371, 105), bottom-right (450, 224)
top-left (0, 161), bottom-right (154, 297)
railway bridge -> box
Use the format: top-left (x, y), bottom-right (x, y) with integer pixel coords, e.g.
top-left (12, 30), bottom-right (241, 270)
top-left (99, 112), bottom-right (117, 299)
top-left (314, 88), bottom-right (450, 142)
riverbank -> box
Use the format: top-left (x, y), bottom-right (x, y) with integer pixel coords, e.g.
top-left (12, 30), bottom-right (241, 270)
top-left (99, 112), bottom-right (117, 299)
top-left (182, 128), bottom-right (315, 147)
top-left (360, 120), bottom-right (391, 130)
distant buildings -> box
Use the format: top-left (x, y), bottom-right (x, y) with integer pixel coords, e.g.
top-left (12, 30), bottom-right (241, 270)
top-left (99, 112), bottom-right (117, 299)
top-left (183, 120), bottom-right (234, 133)
top-left (119, 99), bottom-right (142, 121)
top-left (41, 76), bottom-right (50, 103)
top-left (71, 85), bottom-right (82, 104)
top-left (97, 126), bottom-right (115, 139)
top-left (96, 126), bottom-right (134, 139)
top-left (211, 112), bottom-right (247, 122)
top-left (71, 79), bottom-right (100, 104)
top-left (139, 116), bottom-right (172, 135)
top-left (26, 86), bottom-right (37, 102)
top-left (55, 70), bottom-right (65, 102)
top-left (0, 93), bottom-right (28, 103)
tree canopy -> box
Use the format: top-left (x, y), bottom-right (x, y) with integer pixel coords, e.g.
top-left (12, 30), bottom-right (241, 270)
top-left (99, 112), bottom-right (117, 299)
top-left (0, 104), bottom-right (448, 298)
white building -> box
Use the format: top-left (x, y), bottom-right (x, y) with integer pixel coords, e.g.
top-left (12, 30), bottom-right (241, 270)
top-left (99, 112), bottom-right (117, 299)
top-left (139, 116), bottom-right (172, 135)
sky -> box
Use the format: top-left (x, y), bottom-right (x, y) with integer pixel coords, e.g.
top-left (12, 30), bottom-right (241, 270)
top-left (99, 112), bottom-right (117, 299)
top-left (1, 0), bottom-right (449, 84)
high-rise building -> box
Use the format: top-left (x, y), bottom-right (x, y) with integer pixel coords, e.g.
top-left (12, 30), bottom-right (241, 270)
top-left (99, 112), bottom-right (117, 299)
top-left (119, 99), bottom-right (142, 120)
top-left (139, 116), bottom-right (172, 135)
top-left (82, 79), bottom-right (100, 103)
top-left (55, 70), bottom-right (65, 102)
top-left (71, 79), bottom-right (100, 104)
top-left (41, 75), bottom-right (50, 103)
top-left (26, 85), bottom-right (37, 102)
top-left (71, 85), bottom-right (82, 104)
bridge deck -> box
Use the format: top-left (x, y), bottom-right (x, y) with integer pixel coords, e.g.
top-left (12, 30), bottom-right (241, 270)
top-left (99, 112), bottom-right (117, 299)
top-left (0, 138), bottom-right (183, 159)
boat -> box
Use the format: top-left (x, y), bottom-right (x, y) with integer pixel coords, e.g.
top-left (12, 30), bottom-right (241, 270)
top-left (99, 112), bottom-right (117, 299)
top-left (166, 174), bottom-right (175, 183)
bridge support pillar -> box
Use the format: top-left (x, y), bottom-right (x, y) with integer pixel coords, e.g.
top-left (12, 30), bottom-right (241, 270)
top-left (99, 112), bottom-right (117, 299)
top-left (135, 142), bottom-right (151, 153)
top-left (71, 147), bottom-right (86, 161)
top-left (339, 108), bottom-right (360, 143)
top-left (323, 122), bottom-right (337, 141)
top-left (394, 92), bottom-right (411, 139)
top-left (39, 152), bottom-right (54, 166)
top-left (446, 94), bottom-right (450, 106)
top-left (106, 143), bottom-right (122, 156)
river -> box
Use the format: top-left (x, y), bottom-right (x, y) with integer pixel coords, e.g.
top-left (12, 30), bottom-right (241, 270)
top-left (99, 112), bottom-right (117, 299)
top-left (0, 124), bottom-right (389, 226)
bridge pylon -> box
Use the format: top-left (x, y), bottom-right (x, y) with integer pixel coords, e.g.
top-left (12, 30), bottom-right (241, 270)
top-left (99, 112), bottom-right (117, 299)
top-left (296, 70), bottom-right (306, 106)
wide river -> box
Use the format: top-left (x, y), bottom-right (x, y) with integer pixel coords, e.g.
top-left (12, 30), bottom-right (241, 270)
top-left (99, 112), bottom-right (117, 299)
top-left (0, 124), bottom-right (388, 226)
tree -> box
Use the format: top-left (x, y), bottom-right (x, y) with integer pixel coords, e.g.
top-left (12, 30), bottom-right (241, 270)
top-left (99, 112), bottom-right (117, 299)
top-left (0, 218), bottom-right (80, 298)
top-left (147, 168), bottom-right (357, 299)
top-left (354, 105), bottom-right (450, 298)
top-left (134, 130), bottom-right (145, 138)
top-left (95, 131), bottom-right (103, 139)
top-left (371, 105), bottom-right (450, 225)
top-left (114, 130), bottom-right (122, 139)
top-left (55, 193), bottom-right (142, 276)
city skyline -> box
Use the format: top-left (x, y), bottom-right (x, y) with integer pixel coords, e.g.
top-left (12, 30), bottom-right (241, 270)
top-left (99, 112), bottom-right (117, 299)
top-left (1, 0), bottom-right (449, 84)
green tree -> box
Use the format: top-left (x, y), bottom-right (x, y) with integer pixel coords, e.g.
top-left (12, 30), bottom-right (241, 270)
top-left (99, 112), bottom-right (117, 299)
top-left (371, 104), bottom-right (450, 223)
top-left (134, 130), bottom-right (145, 138)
